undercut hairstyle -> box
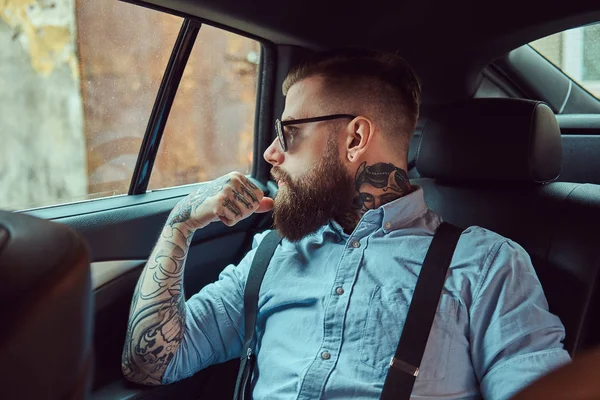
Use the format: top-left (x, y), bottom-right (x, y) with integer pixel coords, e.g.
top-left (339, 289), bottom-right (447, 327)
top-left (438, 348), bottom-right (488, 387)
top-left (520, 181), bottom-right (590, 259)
top-left (282, 48), bottom-right (421, 157)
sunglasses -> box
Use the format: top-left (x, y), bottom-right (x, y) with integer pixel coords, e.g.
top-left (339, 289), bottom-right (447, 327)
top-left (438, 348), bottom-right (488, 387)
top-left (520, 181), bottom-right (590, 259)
top-left (274, 114), bottom-right (356, 152)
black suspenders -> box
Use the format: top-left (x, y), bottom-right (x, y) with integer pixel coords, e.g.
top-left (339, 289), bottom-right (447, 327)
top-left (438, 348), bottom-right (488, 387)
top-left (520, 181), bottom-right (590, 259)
top-left (380, 222), bottom-right (462, 399)
top-left (233, 222), bottom-right (462, 400)
top-left (233, 230), bottom-right (282, 400)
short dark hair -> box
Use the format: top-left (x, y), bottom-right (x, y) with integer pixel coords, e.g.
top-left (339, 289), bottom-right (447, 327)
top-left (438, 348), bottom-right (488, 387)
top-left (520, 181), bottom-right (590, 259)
top-left (282, 48), bottom-right (421, 145)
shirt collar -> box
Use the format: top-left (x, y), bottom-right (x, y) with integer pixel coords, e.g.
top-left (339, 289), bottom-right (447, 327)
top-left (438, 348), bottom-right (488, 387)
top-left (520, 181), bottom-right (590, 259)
top-left (379, 186), bottom-right (428, 232)
top-left (327, 186), bottom-right (429, 237)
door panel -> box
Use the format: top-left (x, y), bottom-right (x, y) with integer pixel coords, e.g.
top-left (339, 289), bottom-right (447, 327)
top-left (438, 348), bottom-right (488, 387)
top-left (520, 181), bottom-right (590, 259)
top-left (92, 261), bottom-right (147, 290)
top-left (91, 229), bottom-right (257, 393)
top-left (88, 211), bottom-right (264, 395)
top-left (23, 180), bottom-right (272, 397)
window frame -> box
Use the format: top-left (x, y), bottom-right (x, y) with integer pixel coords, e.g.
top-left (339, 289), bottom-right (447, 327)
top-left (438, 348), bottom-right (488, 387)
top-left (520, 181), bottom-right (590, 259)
top-left (528, 27), bottom-right (600, 103)
top-left (490, 44), bottom-right (600, 115)
top-left (128, 18), bottom-right (201, 195)
top-left (124, 1), bottom-right (272, 194)
top-left (15, 0), bottom-right (273, 215)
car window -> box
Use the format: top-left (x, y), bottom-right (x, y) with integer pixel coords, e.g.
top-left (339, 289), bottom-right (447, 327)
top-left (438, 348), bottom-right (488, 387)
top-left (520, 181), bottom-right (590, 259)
top-left (148, 26), bottom-right (260, 191)
top-left (0, 1), bottom-right (178, 211)
top-left (0, 1), bottom-right (259, 211)
top-left (530, 22), bottom-right (600, 99)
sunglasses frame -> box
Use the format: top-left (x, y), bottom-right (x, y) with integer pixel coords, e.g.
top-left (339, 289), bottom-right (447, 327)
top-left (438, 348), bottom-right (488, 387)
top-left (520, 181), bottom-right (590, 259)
top-left (274, 114), bottom-right (356, 151)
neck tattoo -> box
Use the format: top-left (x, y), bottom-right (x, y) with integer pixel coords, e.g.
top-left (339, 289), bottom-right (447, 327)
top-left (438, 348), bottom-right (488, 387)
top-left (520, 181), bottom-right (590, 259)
top-left (337, 161), bottom-right (412, 233)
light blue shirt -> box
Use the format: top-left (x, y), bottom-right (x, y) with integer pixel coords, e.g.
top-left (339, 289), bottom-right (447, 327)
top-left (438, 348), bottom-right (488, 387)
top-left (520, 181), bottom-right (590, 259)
top-left (163, 187), bottom-right (571, 399)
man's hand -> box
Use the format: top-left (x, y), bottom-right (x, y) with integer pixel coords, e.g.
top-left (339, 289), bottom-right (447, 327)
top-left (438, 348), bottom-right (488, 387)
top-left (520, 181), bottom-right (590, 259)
top-left (167, 172), bottom-right (274, 231)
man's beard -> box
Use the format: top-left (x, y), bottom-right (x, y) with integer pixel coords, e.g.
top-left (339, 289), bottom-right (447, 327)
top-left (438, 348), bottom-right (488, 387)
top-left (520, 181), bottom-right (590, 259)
top-left (271, 136), bottom-right (355, 242)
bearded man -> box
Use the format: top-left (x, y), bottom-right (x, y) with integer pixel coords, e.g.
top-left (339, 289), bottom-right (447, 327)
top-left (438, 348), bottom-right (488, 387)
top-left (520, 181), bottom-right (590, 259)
top-left (122, 48), bottom-right (570, 399)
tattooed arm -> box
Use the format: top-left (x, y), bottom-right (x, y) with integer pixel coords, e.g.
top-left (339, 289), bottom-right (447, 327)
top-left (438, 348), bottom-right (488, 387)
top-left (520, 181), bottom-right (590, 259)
top-left (121, 172), bottom-right (273, 385)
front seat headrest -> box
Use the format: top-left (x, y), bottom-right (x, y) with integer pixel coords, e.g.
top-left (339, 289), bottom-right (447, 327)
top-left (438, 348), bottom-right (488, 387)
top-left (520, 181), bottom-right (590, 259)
top-left (0, 211), bottom-right (92, 400)
top-left (416, 98), bottom-right (562, 183)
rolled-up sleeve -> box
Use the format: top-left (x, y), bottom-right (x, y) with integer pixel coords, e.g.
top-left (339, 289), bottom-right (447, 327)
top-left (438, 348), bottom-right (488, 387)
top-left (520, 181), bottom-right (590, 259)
top-left (469, 240), bottom-right (571, 400)
top-left (162, 230), bottom-right (271, 384)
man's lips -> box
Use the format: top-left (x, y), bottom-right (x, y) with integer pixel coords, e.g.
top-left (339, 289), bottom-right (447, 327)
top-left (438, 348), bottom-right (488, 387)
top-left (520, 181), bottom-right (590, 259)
top-left (272, 168), bottom-right (290, 187)
top-left (272, 172), bottom-right (286, 187)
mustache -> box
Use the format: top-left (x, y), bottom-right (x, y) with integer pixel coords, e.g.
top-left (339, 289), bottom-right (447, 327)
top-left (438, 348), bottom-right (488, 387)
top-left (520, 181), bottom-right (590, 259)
top-left (271, 167), bottom-right (292, 183)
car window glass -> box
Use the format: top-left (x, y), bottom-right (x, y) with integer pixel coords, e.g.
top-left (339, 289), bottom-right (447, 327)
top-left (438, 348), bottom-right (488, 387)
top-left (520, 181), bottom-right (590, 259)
top-left (0, 1), bottom-right (181, 210)
top-left (148, 26), bottom-right (260, 190)
top-left (530, 22), bottom-right (600, 99)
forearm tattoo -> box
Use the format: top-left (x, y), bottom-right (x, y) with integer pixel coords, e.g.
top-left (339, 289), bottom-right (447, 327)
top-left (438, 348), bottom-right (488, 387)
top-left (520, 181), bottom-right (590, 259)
top-left (122, 225), bottom-right (189, 385)
top-left (123, 176), bottom-right (260, 384)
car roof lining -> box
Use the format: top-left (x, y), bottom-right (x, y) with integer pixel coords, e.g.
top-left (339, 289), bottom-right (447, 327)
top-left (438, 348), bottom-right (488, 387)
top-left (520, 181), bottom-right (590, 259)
top-left (138, 0), bottom-right (600, 104)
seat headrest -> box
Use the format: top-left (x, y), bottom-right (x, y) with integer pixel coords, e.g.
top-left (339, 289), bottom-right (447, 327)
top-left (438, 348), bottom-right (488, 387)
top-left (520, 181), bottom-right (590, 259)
top-left (415, 98), bottom-right (562, 183)
top-left (0, 211), bottom-right (92, 400)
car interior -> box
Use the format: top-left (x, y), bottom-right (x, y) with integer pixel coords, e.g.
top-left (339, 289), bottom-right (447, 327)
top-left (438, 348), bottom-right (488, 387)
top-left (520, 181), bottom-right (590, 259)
top-left (1, 0), bottom-right (600, 399)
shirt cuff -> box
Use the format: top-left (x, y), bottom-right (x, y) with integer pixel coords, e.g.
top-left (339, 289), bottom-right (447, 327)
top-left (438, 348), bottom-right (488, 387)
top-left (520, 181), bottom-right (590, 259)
top-left (481, 348), bottom-right (571, 400)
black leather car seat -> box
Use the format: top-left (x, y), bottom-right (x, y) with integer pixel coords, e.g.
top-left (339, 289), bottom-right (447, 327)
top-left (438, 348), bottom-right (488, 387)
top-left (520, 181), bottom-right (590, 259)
top-left (413, 98), bottom-right (600, 356)
top-left (0, 211), bottom-right (93, 399)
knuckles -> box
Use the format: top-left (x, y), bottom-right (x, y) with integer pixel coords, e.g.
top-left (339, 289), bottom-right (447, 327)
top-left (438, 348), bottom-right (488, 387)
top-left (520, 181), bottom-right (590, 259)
top-left (196, 173), bottom-right (265, 225)
top-left (228, 171), bottom-right (244, 182)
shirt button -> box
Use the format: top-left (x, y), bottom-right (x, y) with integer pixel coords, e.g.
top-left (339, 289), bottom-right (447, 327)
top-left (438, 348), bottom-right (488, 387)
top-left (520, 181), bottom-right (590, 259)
top-left (384, 222), bottom-right (392, 230)
top-left (336, 287), bottom-right (344, 295)
top-left (321, 351), bottom-right (331, 360)
top-left (351, 240), bottom-right (361, 248)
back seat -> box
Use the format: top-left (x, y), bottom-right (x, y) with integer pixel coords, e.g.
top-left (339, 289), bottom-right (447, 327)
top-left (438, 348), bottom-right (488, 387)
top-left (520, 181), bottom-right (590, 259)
top-left (411, 98), bottom-right (600, 356)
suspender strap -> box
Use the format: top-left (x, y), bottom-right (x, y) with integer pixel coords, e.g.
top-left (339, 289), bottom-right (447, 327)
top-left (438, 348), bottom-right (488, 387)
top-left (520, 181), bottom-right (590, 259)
top-left (233, 223), bottom-right (461, 400)
top-left (380, 222), bottom-right (463, 400)
top-left (233, 230), bottom-right (282, 400)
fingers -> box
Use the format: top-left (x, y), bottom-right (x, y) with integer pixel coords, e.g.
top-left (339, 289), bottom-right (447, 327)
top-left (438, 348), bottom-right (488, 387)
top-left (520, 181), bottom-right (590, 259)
top-left (256, 197), bottom-right (274, 213)
top-left (223, 197), bottom-right (243, 216)
top-left (232, 188), bottom-right (253, 209)
top-left (181, 172), bottom-right (268, 230)
top-left (238, 174), bottom-right (263, 203)
top-left (218, 215), bottom-right (234, 226)
top-left (239, 184), bottom-right (259, 204)
top-left (213, 173), bottom-right (267, 226)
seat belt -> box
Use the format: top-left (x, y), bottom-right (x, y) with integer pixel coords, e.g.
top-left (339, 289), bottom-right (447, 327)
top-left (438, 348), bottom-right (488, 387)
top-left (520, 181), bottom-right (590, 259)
top-left (233, 222), bottom-right (462, 400)
top-left (233, 229), bottom-right (282, 400)
top-left (380, 221), bottom-right (462, 399)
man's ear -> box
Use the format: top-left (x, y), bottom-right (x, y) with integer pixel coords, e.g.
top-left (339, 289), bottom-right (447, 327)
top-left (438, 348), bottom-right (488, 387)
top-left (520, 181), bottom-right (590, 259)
top-left (345, 117), bottom-right (374, 162)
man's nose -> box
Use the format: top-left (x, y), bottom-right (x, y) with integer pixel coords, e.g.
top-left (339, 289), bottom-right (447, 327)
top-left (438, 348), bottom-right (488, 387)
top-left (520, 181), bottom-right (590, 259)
top-left (263, 138), bottom-right (284, 166)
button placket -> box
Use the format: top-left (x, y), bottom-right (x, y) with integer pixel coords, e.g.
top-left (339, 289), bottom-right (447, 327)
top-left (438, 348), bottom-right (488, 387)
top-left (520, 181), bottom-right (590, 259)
top-left (298, 229), bottom-right (368, 399)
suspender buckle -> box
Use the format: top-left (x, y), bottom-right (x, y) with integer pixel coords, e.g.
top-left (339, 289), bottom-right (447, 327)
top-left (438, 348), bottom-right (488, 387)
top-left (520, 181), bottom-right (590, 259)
top-left (390, 357), bottom-right (419, 377)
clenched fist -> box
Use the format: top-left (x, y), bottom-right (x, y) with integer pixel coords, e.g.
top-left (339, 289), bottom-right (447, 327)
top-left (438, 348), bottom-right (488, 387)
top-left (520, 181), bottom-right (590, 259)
top-left (166, 172), bottom-right (274, 231)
